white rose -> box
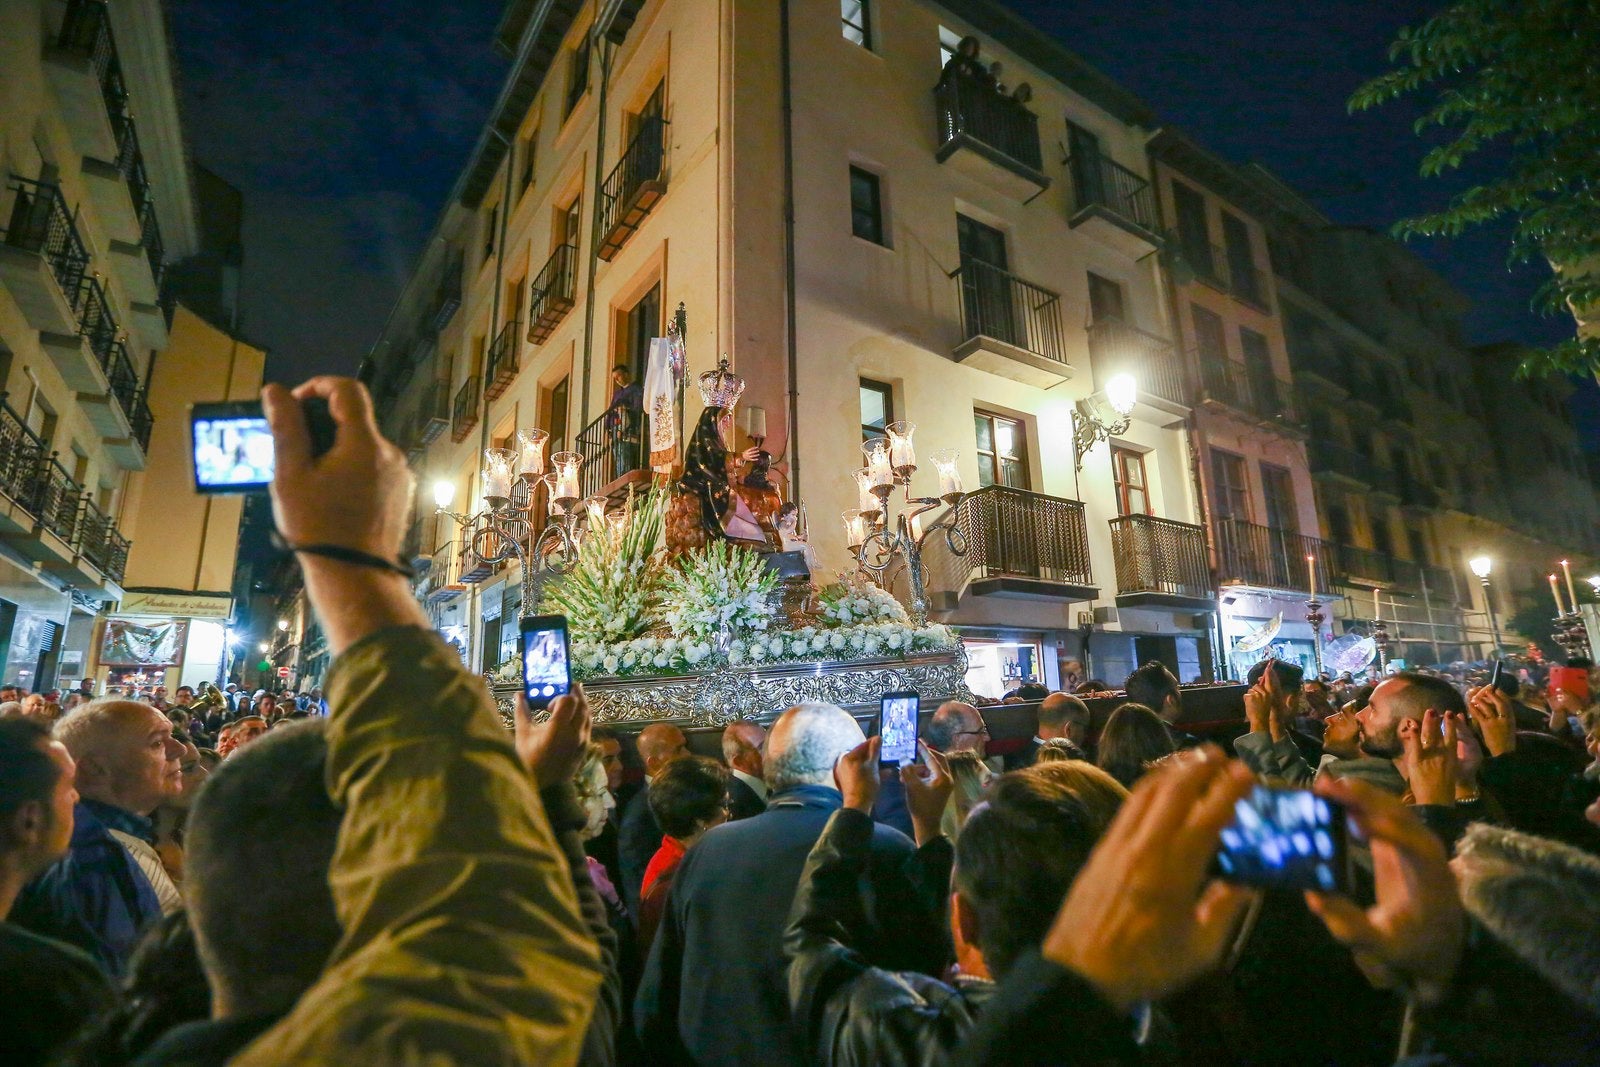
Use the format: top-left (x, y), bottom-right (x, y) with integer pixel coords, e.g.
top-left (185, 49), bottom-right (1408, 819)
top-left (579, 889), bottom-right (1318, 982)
top-left (602, 654), bottom-right (620, 673)
top-left (792, 638), bottom-right (809, 655)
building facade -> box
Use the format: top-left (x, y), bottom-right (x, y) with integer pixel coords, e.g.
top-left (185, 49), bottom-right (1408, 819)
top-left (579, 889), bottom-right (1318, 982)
top-left (1, 0), bottom-right (259, 694)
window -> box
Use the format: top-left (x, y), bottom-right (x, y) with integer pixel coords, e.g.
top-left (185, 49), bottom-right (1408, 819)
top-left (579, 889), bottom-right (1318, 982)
top-left (860, 379), bottom-right (892, 443)
top-left (616, 282), bottom-right (661, 382)
top-left (519, 132), bottom-right (537, 196)
top-left (841, 0), bottom-right (871, 48)
top-left (564, 35), bottom-right (591, 118)
top-left (544, 375), bottom-right (570, 448)
top-left (1111, 446), bottom-right (1150, 516)
top-left (1171, 181), bottom-right (1213, 279)
top-left (1209, 449), bottom-right (1250, 521)
top-left (556, 197), bottom-right (582, 252)
top-left (482, 203), bottom-right (498, 263)
top-left (1087, 272), bottom-right (1125, 324)
top-left (1192, 303), bottom-right (1227, 361)
top-left (1239, 327), bottom-right (1276, 409)
top-left (506, 274), bottom-right (526, 331)
top-left (849, 166), bottom-right (885, 244)
top-left (939, 25), bottom-right (962, 69)
top-left (1260, 463), bottom-right (1297, 533)
top-left (1221, 212), bottom-right (1260, 303)
top-left (974, 410), bottom-right (1028, 489)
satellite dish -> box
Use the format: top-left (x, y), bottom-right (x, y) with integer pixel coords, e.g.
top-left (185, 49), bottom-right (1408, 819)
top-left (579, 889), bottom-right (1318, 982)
top-left (1234, 613), bottom-right (1282, 654)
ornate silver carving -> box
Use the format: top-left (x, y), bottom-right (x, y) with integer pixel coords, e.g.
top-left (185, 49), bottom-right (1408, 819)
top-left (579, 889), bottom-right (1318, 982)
top-left (489, 646), bottom-right (974, 729)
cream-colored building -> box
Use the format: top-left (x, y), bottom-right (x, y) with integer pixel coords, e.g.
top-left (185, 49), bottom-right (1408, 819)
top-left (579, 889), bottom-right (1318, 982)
top-left (364, 0), bottom-right (1219, 692)
top-left (1, 0), bottom-right (259, 693)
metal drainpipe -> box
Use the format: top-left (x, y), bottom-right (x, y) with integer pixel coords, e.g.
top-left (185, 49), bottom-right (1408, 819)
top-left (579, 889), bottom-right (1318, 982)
top-left (577, 21), bottom-right (612, 437)
top-left (778, 0), bottom-right (801, 501)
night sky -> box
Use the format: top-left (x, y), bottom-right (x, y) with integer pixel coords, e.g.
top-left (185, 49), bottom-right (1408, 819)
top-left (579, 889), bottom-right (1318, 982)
top-left (166, 0), bottom-right (1599, 439)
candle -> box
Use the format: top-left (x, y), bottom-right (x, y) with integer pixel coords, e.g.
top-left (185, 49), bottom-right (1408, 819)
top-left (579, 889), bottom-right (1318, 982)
top-left (843, 509), bottom-right (867, 548)
top-left (745, 406), bottom-right (767, 439)
top-left (854, 468), bottom-right (879, 513)
top-left (862, 440), bottom-right (894, 488)
top-left (482, 448), bottom-right (516, 502)
top-left (1372, 587), bottom-right (1381, 621)
top-left (931, 448), bottom-right (962, 497)
top-left (551, 451), bottom-right (582, 502)
top-left (1306, 555), bottom-right (1316, 598)
top-left (1560, 560), bottom-right (1577, 615)
top-left (886, 421), bottom-right (916, 470)
top-left (1549, 574), bottom-right (1567, 616)
top-left (515, 429), bottom-right (549, 479)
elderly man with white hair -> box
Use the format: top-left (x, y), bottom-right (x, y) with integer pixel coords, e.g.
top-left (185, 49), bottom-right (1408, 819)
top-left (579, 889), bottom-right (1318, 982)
top-left (637, 702), bottom-right (940, 1067)
top-left (10, 699), bottom-right (185, 973)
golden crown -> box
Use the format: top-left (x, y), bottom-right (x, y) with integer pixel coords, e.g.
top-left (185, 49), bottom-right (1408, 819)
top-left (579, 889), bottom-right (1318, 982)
top-left (696, 354), bottom-right (746, 409)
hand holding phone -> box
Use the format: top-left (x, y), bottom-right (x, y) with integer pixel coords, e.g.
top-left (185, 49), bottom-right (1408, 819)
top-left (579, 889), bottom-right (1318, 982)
top-left (520, 614), bottom-right (571, 712)
top-left (192, 397), bottom-right (336, 494)
top-left (1215, 784), bottom-right (1351, 894)
top-left (878, 691), bottom-right (920, 768)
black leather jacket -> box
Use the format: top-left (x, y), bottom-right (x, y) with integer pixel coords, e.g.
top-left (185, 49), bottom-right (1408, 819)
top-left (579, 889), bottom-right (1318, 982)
top-left (783, 808), bottom-right (995, 1066)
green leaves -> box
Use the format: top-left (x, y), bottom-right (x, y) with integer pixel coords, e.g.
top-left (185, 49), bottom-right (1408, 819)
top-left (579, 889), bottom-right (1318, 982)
top-left (1350, 0), bottom-right (1600, 374)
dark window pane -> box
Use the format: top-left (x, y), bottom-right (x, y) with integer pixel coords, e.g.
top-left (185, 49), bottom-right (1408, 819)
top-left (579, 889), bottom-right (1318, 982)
top-left (849, 167), bottom-right (883, 244)
top-left (841, 0), bottom-right (870, 47)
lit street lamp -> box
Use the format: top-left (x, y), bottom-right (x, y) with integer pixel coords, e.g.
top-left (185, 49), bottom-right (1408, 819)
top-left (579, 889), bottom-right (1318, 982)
top-left (1469, 555), bottom-right (1501, 660)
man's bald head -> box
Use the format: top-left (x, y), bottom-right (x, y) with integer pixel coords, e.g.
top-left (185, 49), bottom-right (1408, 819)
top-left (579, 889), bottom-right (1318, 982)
top-left (721, 721), bottom-right (766, 777)
top-left (1357, 672), bottom-right (1467, 759)
top-left (926, 701), bottom-right (986, 755)
top-left (54, 700), bottom-right (184, 814)
top-left (765, 703), bottom-right (864, 791)
top-left (1037, 693), bottom-right (1090, 743)
top-left (638, 723), bottom-right (689, 779)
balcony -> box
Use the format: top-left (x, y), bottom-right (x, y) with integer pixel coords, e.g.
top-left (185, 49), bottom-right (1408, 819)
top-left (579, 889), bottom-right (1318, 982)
top-left (1109, 514), bottom-right (1214, 609)
top-left (76, 496), bottom-right (129, 583)
top-left (42, 0), bottom-right (123, 162)
top-left (0, 178), bottom-right (90, 335)
top-left (415, 379), bottom-right (451, 446)
top-left (949, 257), bottom-right (1070, 387)
top-left (484, 319), bottom-right (521, 401)
top-left (1066, 153), bottom-right (1160, 257)
top-left (527, 243), bottom-right (577, 344)
top-left (934, 73), bottom-right (1048, 199)
top-left (1182, 241), bottom-right (1267, 308)
top-left (1309, 440), bottom-right (1386, 488)
top-left (1087, 318), bottom-right (1188, 419)
top-left (82, 108), bottom-right (151, 247)
top-left (1198, 359), bottom-right (1297, 423)
top-left (427, 255), bottom-right (463, 332)
top-left (451, 377), bottom-right (480, 443)
top-left (921, 486), bottom-right (1098, 612)
top-left (422, 540), bottom-right (466, 603)
top-left (1335, 543), bottom-right (1396, 586)
top-left (576, 406), bottom-right (649, 501)
top-left (1214, 517), bottom-right (1332, 593)
top-left (598, 116), bottom-right (667, 262)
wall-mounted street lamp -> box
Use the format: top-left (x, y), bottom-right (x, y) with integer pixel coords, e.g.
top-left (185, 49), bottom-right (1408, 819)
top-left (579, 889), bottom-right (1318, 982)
top-left (1071, 373), bottom-right (1137, 471)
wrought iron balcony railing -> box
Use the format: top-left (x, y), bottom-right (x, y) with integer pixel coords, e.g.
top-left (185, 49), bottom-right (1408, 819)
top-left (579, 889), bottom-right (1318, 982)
top-left (451, 377), bottom-right (480, 443)
top-left (935, 73), bottom-right (1045, 178)
top-left (484, 319), bottom-right (521, 401)
top-left (576, 406), bottom-right (646, 500)
top-left (1109, 514), bottom-right (1211, 602)
top-left (76, 495), bottom-right (128, 582)
top-left (428, 254), bottom-right (463, 332)
top-left (1066, 152), bottom-right (1158, 234)
top-left (598, 115), bottom-right (667, 261)
top-left (952, 257), bottom-right (1066, 365)
top-left (528, 243), bottom-right (577, 344)
top-left (1087, 318), bottom-right (1187, 406)
top-left (1199, 358), bottom-right (1296, 420)
top-left (55, 0), bottom-right (126, 122)
top-left (1213, 517), bottom-right (1332, 592)
top-left (415, 379), bottom-right (451, 446)
top-left (3, 177), bottom-right (91, 310)
top-left (923, 486), bottom-right (1094, 599)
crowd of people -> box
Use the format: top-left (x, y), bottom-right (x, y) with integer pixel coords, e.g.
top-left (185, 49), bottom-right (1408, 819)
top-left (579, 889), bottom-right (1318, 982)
top-left (3, 377), bottom-right (1600, 1065)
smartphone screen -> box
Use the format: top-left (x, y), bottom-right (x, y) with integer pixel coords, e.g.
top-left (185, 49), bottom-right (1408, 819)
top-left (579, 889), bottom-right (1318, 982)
top-left (520, 614), bottom-right (571, 711)
top-left (1216, 785), bottom-right (1349, 894)
top-left (879, 691), bottom-right (920, 767)
top-left (192, 401), bottom-right (275, 493)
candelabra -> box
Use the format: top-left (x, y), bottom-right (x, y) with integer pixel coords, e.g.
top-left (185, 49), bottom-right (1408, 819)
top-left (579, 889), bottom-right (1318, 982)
top-left (1371, 616), bottom-right (1395, 674)
top-left (1304, 597), bottom-right (1326, 678)
top-left (846, 428), bottom-right (969, 625)
top-left (1554, 611), bottom-right (1592, 662)
top-left (433, 435), bottom-right (605, 619)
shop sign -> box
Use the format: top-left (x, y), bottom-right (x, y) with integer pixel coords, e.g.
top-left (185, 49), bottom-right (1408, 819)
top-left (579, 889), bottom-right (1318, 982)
top-left (118, 590), bottom-right (234, 620)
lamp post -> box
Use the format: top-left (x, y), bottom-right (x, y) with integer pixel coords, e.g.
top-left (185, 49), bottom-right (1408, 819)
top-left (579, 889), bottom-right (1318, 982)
top-left (849, 426), bottom-right (970, 625)
top-left (1469, 555), bottom-right (1500, 661)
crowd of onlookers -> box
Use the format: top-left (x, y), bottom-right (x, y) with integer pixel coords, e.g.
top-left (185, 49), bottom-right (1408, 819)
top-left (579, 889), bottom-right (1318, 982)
top-left (5, 377), bottom-right (1600, 1065)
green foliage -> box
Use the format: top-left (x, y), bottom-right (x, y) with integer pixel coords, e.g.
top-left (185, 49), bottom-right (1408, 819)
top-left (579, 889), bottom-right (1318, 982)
top-left (538, 487), bottom-right (667, 642)
top-left (1349, 0), bottom-right (1600, 376)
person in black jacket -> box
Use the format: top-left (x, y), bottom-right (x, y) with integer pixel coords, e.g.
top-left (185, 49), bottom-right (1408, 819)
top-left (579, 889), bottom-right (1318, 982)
top-left (618, 722), bottom-right (689, 917)
top-left (786, 741), bottom-right (1130, 1066)
top-left (721, 720), bottom-right (768, 821)
top-left (1004, 693), bottom-right (1092, 770)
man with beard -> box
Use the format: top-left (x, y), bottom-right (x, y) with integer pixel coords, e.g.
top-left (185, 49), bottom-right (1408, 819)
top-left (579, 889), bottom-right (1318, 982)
top-left (1234, 668), bottom-right (1459, 797)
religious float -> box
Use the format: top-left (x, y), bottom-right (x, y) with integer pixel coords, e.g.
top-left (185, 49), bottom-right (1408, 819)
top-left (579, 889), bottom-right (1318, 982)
top-left (436, 306), bottom-right (979, 728)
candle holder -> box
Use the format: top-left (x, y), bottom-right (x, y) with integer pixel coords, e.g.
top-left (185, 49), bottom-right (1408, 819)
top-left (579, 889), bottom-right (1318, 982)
top-left (929, 448), bottom-right (963, 504)
top-left (1305, 598), bottom-right (1326, 678)
top-left (1372, 616), bottom-right (1395, 674)
top-left (852, 447), bottom-right (971, 625)
top-left (885, 421), bottom-right (917, 483)
top-left (1554, 611), bottom-right (1592, 661)
top-left (515, 429), bottom-right (549, 482)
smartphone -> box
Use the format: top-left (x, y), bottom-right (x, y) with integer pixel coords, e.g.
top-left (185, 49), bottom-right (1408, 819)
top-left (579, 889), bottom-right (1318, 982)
top-left (520, 614), bottom-right (571, 712)
top-left (878, 691), bottom-right (920, 768)
top-left (1215, 785), bottom-right (1350, 894)
top-left (1488, 659), bottom-right (1518, 698)
top-left (190, 398), bottom-right (336, 494)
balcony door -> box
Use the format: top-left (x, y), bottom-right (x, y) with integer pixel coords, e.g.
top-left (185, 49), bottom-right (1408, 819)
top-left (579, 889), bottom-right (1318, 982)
top-left (1066, 122), bottom-right (1104, 211)
top-left (957, 214), bottom-right (1017, 346)
top-left (1087, 272), bottom-right (1125, 326)
top-left (974, 409), bottom-right (1035, 576)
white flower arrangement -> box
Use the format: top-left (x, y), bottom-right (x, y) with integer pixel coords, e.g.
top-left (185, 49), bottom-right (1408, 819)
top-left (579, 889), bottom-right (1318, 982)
top-left (818, 572), bottom-right (910, 626)
top-left (658, 540), bottom-right (778, 644)
top-left (539, 488), bottom-right (667, 642)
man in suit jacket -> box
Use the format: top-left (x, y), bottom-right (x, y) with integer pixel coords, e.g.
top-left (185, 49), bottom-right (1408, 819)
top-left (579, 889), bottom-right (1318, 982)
top-left (637, 702), bottom-right (938, 1067)
top-left (721, 721), bottom-right (768, 820)
top-left (1004, 692), bottom-right (1092, 770)
top-left (618, 722), bottom-right (688, 917)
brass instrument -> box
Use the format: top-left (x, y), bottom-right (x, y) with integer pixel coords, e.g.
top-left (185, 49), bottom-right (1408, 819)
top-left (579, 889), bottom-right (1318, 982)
top-left (186, 682), bottom-right (227, 718)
